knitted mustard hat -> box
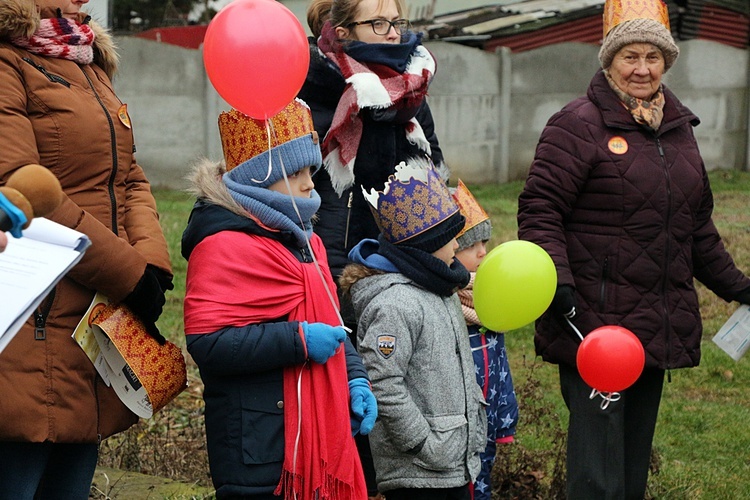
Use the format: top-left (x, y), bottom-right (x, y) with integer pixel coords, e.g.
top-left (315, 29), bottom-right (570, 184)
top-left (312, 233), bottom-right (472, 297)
top-left (219, 98), bottom-right (321, 188)
top-left (451, 180), bottom-right (492, 252)
top-left (598, 0), bottom-right (679, 71)
top-left (363, 157), bottom-right (465, 253)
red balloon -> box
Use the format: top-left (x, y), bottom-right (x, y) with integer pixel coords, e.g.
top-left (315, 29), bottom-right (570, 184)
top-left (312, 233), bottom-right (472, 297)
top-left (576, 325), bottom-right (645, 393)
top-left (203, 0), bottom-right (310, 119)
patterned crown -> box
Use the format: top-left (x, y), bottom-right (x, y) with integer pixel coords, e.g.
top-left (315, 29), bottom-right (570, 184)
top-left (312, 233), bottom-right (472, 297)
top-left (452, 180), bottom-right (490, 239)
top-left (362, 159), bottom-right (459, 244)
top-left (603, 0), bottom-right (670, 37)
top-left (218, 99), bottom-right (318, 171)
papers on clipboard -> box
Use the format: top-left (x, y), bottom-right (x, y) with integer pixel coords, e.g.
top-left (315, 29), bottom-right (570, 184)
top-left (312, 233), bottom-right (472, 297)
top-left (0, 218), bottom-right (91, 354)
top-left (712, 304), bottom-right (750, 361)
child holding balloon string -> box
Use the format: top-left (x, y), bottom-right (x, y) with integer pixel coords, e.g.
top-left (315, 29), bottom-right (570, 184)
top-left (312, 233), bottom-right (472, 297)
top-left (182, 99), bottom-right (376, 500)
top-left (451, 181), bottom-right (519, 500)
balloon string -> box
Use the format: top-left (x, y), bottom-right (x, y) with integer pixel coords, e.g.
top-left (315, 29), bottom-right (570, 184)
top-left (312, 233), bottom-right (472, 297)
top-left (250, 116), bottom-right (274, 184)
top-left (564, 313), bottom-right (585, 342)
top-left (589, 388), bottom-right (621, 410)
top-left (269, 124), bottom-right (349, 334)
top-left (568, 313), bottom-right (621, 410)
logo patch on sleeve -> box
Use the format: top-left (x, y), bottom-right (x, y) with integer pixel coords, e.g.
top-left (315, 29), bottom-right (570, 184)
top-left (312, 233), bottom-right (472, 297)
top-left (377, 335), bottom-right (396, 358)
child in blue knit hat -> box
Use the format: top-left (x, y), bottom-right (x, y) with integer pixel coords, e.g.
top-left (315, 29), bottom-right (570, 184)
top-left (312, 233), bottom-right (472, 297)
top-left (452, 180), bottom-right (519, 500)
top-left (182, 99), bottom-right (375, 500)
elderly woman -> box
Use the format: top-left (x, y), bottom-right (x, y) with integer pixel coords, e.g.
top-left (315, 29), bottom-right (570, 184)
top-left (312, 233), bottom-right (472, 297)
top-left (517, 0), bottom-right (750, 498)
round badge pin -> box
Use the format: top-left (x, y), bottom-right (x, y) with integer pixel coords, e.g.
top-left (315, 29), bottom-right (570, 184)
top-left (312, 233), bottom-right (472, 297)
top-left (608, 136), bottom-right (628, 155)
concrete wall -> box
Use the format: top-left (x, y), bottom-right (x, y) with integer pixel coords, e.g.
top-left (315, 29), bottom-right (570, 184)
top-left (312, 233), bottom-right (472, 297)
top-left (112, 37), bottom-right (750, 188)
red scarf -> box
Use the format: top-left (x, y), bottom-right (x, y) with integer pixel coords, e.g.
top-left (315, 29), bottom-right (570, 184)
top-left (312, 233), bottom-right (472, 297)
top-left (12, 16), bottom-right (95, 65)
top-left (184, 231), bottom-right (366, 500)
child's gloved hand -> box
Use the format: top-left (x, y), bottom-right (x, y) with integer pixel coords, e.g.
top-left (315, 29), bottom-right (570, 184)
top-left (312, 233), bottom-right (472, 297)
top-left (348, 378), bottom-right (377, 436)
top-left (302, 322), bottom-right (346, 364)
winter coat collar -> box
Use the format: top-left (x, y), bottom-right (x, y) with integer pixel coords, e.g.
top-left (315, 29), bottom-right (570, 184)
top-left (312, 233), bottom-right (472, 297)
top-left (587, 70), bottom-right (699, 135)
top-left (181, 159), bottom-right (302, 260)
top-left (0, 0), bottom-right (118, 78)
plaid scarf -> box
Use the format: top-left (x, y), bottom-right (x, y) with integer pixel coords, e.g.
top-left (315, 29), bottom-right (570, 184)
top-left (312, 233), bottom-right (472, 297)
top-left (318, 23), bottom-right (435, 195)
top-left (605, 70), bottom-right (665, 131)
top-left (12, 15), bottom-right (95, 65)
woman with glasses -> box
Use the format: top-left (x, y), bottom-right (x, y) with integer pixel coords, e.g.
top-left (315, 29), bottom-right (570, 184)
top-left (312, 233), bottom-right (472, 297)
top-left (299, 1), bottom-right (448, 498)
top-left (300, 0), bottom-right (446, 290)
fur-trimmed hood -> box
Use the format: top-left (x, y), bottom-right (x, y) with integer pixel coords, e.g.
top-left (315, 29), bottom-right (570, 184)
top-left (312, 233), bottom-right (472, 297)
top-left (0, 0), bottom-right (119, 78)
top-left (185, 158), bottom-right (248, 218)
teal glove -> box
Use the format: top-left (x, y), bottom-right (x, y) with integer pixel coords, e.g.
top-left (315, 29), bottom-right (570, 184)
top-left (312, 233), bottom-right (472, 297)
top-left (348, 378), bottom-right (377, 436)
top-left (301, 322), bottom-right (346, 364)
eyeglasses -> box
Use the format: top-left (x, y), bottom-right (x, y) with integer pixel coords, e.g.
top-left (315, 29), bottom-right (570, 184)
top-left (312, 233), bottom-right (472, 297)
top-left (347, 18), bottom-right (411, 36)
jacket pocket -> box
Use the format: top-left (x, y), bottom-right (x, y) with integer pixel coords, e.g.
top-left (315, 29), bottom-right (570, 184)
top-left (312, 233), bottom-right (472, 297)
top-left (22, 57), bottom-right (71, 87)
top-left (240, 381), bottom-right (284, 465)
top-left (413, 414), bottom-right (468, 471)
top-left (469, 393), bottom-right (489, 458)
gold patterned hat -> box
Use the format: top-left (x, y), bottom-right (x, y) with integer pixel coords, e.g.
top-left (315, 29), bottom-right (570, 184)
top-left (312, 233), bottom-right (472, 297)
top-left (218, 98), bottom-right (321, 187)
top-left (452, 180), bottom-right (492, 252)
top-left (599, 0), bottom-right (679, 71)
top-left (363, 158), bottom-right (464, 252)
top-left (603, 0), bottom-right (669, 37)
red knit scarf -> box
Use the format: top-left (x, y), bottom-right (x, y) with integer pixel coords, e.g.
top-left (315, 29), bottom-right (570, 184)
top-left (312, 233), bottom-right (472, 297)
top-left (11, 16), bottom-right (95, 65)
top-left (184, 231), bottom-right (366, 500)
top-left (318, 24), bottom-right (435, 195)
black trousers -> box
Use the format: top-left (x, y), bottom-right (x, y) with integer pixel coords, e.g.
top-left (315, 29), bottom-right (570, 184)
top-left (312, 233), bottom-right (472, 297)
top-left (559, 364), bottom-right (665, 500)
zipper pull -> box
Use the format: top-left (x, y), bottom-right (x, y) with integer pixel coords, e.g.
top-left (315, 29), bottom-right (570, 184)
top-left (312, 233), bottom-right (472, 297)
top-left (344, 191), bottom-right (354, 249)
top-left (34, 312), bottom-right (46, 340)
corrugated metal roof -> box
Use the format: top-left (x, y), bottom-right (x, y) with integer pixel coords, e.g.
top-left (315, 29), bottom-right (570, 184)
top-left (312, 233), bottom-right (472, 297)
top-left (680, 2), bottom-right (750, 48)
top-left (418, 0), bottom-right (747, 52)
top-left (483, 14), bottom-right (602, 52)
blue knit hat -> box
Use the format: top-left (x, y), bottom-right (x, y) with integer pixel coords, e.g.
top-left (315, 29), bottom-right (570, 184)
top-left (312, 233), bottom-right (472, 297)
top-left (219, 99), bottom-right (322, 188)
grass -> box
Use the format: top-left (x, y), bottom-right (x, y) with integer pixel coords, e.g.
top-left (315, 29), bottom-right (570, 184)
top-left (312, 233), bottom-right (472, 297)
top-left (97, 170), bottom-right (750, 499)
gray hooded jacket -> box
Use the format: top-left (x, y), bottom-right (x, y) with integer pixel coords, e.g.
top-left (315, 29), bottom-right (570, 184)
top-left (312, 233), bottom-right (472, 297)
top-left (350, 272), bottom-right (486, 491)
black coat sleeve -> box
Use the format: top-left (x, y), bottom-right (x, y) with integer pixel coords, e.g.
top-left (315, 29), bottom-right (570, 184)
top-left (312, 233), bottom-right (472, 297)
top-left (186, 321), bottom-right (307, 376)
top-left (344, 336), bottom-right (369, 382)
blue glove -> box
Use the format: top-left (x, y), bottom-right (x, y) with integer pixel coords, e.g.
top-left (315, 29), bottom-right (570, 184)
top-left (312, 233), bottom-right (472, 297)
top-left (348, 378), bottom-right (377, 436)
top-left (301, 322), bottom-right (346, 364)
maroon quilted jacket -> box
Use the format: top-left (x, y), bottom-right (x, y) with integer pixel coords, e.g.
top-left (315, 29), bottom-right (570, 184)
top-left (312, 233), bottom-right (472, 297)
top-left (518, 70), bottom-right (750, 370)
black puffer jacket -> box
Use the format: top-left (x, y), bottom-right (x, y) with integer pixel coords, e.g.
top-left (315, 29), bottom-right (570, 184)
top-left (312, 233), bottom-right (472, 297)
top-left (297, 39), bottom-right (445, 279)
top-left (518, 70), bottom-right (750, 370)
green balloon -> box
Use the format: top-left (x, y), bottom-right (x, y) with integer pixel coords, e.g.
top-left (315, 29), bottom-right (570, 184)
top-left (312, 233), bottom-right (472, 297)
top-left (474, 240), bottom-right (557, 331)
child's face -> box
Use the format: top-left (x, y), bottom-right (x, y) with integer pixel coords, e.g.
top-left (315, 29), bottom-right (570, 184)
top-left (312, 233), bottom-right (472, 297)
top-left (432, 238), bottom-right (459, 266)
top-left (268, 166), bottom-right (314, 198)
top-left (455, 240), bottom-right (488, 273)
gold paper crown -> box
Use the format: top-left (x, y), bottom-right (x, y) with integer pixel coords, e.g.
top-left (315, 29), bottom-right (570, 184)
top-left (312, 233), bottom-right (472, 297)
top-left (93, 304), bottom-right (188, 417)
top-left (218, 99), bottom-right (317, 171)
top-left (362, 159), bottom-right (459, 244)
top-left (603, 0), bottom-right (670, 37)
top-left (452, 180), bottom-right (490, 240)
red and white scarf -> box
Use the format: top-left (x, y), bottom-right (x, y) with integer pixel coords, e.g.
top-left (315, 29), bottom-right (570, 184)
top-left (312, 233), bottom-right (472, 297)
top-left (319, 26), bottom-right (436, 195)
top-left (12, 16), bottom-right (95, 65)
